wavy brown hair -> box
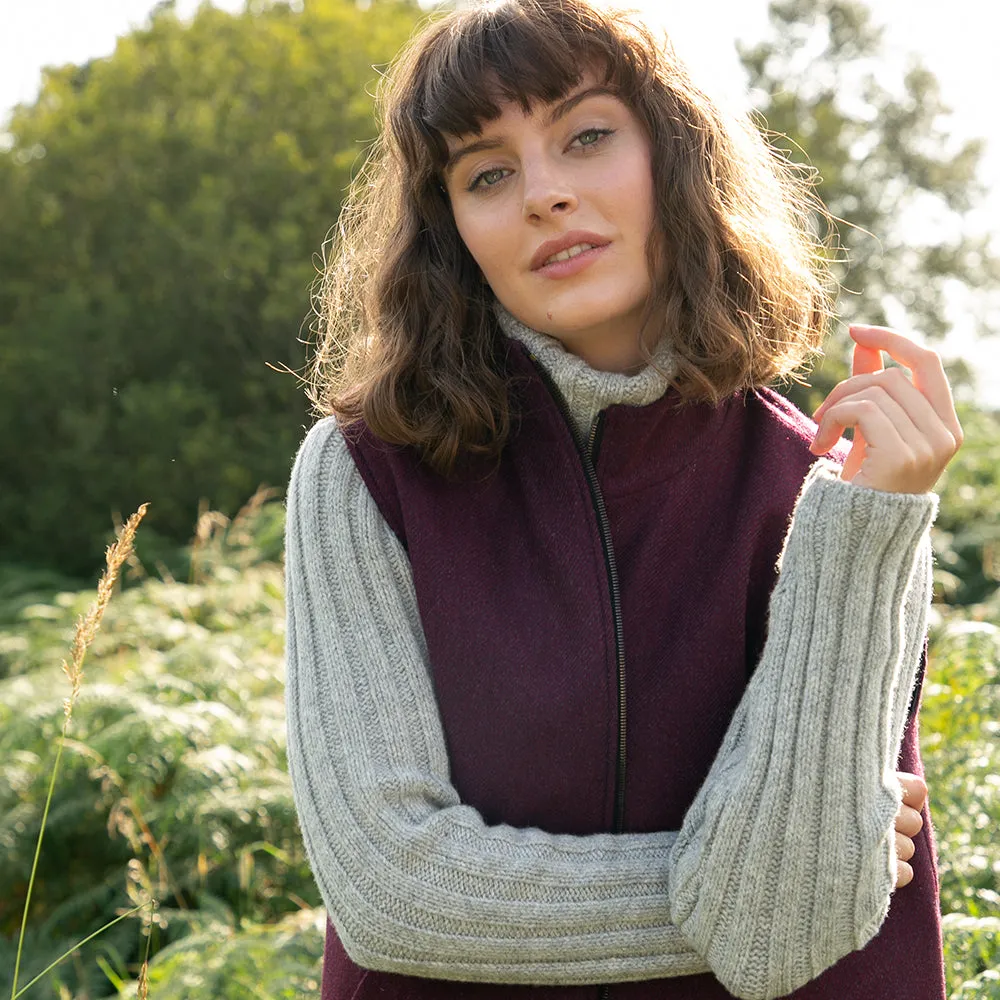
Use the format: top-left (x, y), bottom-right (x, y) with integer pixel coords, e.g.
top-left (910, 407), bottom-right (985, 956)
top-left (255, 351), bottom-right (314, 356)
top-left (309, 0), bottom-right (838, 476)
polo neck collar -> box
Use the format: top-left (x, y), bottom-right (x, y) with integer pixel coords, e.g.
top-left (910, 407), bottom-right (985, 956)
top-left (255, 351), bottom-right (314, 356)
top-left (494, 302), bottom-right (676, 443)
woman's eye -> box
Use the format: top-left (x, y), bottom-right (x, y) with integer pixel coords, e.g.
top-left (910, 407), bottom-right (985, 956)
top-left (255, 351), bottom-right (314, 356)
top-left (468, 168), bottom-right (507, 192)
top-left (466, 129), bottom-right (614, 192)
top-left (574, 127), bottom-right (614, 148)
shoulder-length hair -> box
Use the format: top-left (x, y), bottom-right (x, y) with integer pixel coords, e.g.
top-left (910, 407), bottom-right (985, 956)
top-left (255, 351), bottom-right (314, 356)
top-left (309, 0), bottom-right (837, 476)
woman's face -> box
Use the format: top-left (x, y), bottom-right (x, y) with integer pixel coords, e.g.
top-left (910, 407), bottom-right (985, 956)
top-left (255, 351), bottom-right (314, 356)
top-left (443, 71), bottom-right (657, 373)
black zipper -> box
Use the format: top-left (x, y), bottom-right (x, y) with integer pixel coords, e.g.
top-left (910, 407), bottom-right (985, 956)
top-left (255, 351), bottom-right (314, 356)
top-left (590, 408), bottom-right (625, 1000)
top-left (527, 355), bottom-right (628, 1000)
top-left (587, 411), bottom-right (607, 467)
top-left (526, 356), bottom-right (627, 834)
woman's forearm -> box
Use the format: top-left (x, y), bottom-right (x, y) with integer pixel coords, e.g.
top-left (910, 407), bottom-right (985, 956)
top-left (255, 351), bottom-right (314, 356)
top-left (668, 459), bottom-right (936, 999)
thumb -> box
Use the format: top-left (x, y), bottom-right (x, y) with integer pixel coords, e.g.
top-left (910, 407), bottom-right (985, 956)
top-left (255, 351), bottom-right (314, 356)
top-left (841, 333), bottom-right (884, 479)
top-left (851, 327), bottom-right (885, 377)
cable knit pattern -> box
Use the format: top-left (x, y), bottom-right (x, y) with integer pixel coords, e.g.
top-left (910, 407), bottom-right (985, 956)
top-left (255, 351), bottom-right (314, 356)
top-left (283, 316), bottom-right (937, 998)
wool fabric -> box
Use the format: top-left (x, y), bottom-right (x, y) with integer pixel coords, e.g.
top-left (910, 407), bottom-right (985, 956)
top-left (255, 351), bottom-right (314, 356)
top-left (284, 309), bottom-right (943, 999)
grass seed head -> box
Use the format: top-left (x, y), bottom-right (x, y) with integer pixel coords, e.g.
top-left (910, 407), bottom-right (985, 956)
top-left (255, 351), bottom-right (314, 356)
top-left (61, 503), bottom-right (149, 721)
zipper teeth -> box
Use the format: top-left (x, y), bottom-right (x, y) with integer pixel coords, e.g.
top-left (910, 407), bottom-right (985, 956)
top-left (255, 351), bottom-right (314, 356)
top-left (528, 355), bottom-right (628, 836)
top-left (590, 448), bottom-right (627, 830)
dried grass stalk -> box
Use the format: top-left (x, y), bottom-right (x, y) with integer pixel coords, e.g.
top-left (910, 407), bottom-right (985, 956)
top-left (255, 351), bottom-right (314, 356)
top-left (11, 504), bottom-right (149, 1000)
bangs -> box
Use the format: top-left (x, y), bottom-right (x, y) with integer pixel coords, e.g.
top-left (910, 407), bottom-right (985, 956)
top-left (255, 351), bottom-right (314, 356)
top-left (414, 1), bottom-right (655, 163)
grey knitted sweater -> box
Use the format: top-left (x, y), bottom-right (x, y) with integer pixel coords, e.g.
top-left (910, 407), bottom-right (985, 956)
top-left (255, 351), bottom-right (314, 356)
top-left (284, 313), bottom-right (937, 1000)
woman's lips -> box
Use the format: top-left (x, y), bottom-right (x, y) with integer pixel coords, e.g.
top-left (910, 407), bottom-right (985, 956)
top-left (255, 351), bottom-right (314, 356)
top-left (533, 243), bottom-right (610, 279)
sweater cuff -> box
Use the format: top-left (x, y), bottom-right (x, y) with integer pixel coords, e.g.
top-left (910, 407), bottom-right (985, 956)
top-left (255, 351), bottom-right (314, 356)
top-left (787, 458), bottom-right (938, 553)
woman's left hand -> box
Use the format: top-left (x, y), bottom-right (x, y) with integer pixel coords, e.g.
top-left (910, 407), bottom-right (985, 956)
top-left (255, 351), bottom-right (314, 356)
top-left (894, 771), bottom-right (927, 889)
top-left (809, 325), bottom-right (963, 493)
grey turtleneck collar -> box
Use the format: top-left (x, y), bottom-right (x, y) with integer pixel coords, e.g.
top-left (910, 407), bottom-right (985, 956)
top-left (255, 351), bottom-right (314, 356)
top-left (493, 302), bottom-right (677, 443)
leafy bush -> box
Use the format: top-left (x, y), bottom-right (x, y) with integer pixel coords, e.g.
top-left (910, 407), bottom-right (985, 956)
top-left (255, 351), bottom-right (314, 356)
top-left (0, 496), bottom-right (322, 999)
top-left (932, 405), bottom-right (1000, 608)
top-left (114, 906), bottom-right (324, 1000)
top-left (944, 916), bottom-right (1000, 999)
top-left (923, 614), bottom-right (1000, 997)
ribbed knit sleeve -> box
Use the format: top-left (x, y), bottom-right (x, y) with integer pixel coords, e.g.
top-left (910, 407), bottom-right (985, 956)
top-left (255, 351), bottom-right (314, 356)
top-left (284, 420), bottom-right (935, 997)
top-left (668, 458), bottom-right (937, 999)
top-left (284, 418), bottom-right (709, 984)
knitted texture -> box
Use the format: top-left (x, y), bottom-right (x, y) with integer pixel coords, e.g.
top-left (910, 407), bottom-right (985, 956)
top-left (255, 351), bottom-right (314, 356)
top-left (667, 459), bottom-right (936, 999)
top-left (283, 323), bottom-right (937, 998)
top-left (494, 303), bottom-right (677, 443)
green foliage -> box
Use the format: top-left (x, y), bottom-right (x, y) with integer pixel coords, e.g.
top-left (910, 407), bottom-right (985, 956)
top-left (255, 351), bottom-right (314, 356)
top-left (923, 617), bottom-right (1000, 920)
top-left (0, 496), bottom-right (321, 999)
top-left (931, 404), bottom-right (1000, 607)
top-left (922, 613), bottom-right (1000, 996)
top-left (116, 907), bottom-right (325, 999)
top-left (745, 0), bottom-right (1000, 413)
top-left (943, 917), bottom-right (1000, 999)
top-left (0, 0), bottom-right (422, 577)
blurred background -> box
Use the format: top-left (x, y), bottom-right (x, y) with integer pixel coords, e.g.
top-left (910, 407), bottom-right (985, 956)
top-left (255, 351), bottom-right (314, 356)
top-left (0, 1), bottom-right (997, 998)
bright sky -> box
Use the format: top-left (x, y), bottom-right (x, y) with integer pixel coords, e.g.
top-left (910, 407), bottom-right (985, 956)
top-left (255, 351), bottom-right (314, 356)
top-left (2, 0), bottom-right (998, 404)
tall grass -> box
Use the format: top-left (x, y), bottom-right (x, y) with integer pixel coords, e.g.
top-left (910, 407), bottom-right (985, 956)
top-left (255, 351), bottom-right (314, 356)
top-left (8, 504), bottom-right (153, 1000)
top-left (0, 490), bottom-right (319, 998)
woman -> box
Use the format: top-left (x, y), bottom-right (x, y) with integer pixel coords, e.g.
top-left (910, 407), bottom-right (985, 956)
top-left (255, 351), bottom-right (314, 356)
top-left (283, 1), bottom-right (961, 998)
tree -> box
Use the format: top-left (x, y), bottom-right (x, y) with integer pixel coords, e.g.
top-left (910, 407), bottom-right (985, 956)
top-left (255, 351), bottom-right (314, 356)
top-left (741, 0), bottom-right (1000, 608)
top-left (740, 0), bottom-right (1000, 411)
top-left (0, 0), bottom-right (423, 576)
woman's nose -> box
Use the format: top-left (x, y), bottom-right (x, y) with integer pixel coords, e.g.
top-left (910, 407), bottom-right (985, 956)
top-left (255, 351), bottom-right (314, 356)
top-left (521, 160), bottom-right (578, 220)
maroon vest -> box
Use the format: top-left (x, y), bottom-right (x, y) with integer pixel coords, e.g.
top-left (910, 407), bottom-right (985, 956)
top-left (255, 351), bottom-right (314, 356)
top-left (324, 338), bottom-right (945, 1000)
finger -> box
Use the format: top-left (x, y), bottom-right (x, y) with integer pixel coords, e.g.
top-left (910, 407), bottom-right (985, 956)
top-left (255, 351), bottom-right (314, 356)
top-left (840, 436), bottom-right (865, 481)
top-left (848, 326), bottom-right (963, 444)
top-left (814, 371), bottom-right (958, 456)
top-left (895, 804), bottom-right (923, 838)
top-left (843, 340), bottom-right (883, 476)
top-left (840, 427), bottom-right (865, 481)
top-left (852, 338), bottom-right (884, 377)
top-left (811, 389), bottom-right (917, 458)
top-left (895, 859), bottom-right (914, 889)
top-left (809, 335), bottom-right (883, 429)
top-left (896, 832), bottom-right (915, 863)
top-left (898, 772), bottom-right (928, 812)
top-left (814, 370), bottom-right (909, 424)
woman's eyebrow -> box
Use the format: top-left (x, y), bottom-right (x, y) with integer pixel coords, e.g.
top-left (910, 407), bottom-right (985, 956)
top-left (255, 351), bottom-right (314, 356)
top-left (544, 85), bottom-right (617, 127)
top-left (443, 86), bottom-right (617, 178)
top-left (444, 136), bottom-right (506, 179)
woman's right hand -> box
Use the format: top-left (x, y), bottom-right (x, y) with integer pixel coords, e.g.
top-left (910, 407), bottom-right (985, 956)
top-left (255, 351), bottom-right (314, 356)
top-left (894, 771), bottom-right (927, 888)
